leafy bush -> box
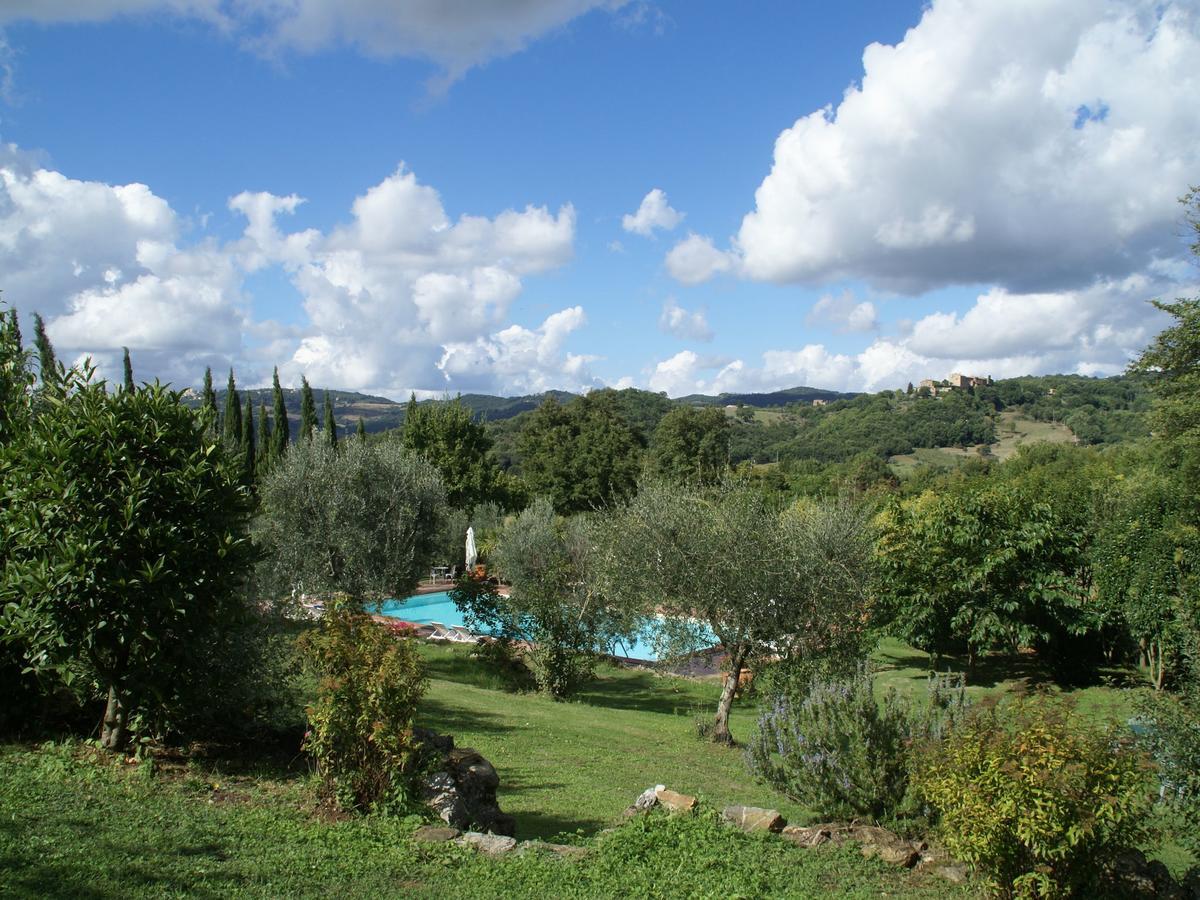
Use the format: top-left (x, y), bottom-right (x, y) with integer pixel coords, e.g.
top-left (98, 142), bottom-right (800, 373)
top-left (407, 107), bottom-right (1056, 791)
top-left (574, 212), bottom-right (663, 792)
top-left (1136, 687), bottom-right (1200, 852)
top-left (914, 696), bottom-right (1154, 898)
top-left (746, 666), bottom-right (912, 822)
top-left (0, 368), bottom-right (254, 750)
top-left (298, 611), bottom-right (427, 813)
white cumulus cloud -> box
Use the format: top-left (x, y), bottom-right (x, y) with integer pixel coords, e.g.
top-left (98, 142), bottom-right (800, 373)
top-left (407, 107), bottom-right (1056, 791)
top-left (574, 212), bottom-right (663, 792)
top-left (665, 233), bottom-right (736, 285)
top-left (806, 290), bottom-right (878, 332)
top-left (658, 296), bottom-right (713, 341)
top-left (641, 275), bottom-right (1186, 397)
top-left (622, 188), bottom-right (684, 236)
top-left (0, 1), bottom-right (636, 89)
top-left (0, 145), bottom-right (583, 396)
top-left (675, 0), bottom-right (1200, 293)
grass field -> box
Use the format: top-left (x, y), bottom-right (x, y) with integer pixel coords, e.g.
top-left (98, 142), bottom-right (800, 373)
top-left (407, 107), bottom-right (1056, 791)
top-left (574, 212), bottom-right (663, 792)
top-left (417, 645), bottom-right (811, 838)
top-left (1, 638), bottom-right (1190, 897)
top-left (889, 411), bottom-right (1076, 475)
top-left (990, 411), bottom-right (1076, 460)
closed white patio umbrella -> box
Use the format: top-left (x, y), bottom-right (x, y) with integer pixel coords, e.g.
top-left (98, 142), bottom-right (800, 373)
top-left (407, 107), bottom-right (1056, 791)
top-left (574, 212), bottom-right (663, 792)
top-left (465, 526), bottom-right (477, 571)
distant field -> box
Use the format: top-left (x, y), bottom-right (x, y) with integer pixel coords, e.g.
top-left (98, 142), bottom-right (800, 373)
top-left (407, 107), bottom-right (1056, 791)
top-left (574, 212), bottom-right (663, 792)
top-left (990, 410), bottom-right (1075, 460)
top-left (890, 412), bottom-right (1076, 474)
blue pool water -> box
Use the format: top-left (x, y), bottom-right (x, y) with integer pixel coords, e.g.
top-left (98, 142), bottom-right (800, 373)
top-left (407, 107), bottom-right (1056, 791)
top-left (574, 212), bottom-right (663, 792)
top-left (373, 591), bottom-right (714, 663)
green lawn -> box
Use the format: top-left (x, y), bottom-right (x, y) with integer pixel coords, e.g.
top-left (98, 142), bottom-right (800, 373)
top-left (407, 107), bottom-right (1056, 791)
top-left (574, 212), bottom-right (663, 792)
top-left (417, 645), bottom-right (811, 838)
top-left (0, 736), bottom-right (966, 899)
top-left (2, 637), bottom-right (1188, 897)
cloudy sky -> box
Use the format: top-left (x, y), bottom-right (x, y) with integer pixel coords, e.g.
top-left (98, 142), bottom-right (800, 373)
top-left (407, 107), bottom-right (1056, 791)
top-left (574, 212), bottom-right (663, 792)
top-left (0, 0), bottom-right (1197, 398)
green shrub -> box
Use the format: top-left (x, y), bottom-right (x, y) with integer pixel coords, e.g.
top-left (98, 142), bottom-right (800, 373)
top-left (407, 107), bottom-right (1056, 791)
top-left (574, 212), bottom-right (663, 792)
top-left (1136, 687), bottom-right (1200, 852)
top-left (298, 611), bottom-right (427, 813)
top-left (914, 696), bottom-right (1154, 898)
top-left (746, 666), bottom-right (912, 822)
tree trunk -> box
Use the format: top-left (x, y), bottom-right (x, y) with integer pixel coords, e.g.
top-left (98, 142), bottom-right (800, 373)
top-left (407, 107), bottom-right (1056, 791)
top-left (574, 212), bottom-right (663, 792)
top-left (100, 685), bottom-right (128, 752)
top-left (712, 646), bottom-right (746, 745)
top-left (1149, 640), bottom-right (1166, 692)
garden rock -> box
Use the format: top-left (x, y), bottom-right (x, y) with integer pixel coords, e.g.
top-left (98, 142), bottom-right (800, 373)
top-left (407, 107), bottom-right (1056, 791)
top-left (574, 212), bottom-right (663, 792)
top-left (413, 825), bottom-right (461, 843)
top-left (721, 805), bottom-right (786, 833)
top-left (415, 727), bottom-right (515, 836)
top-left (623, 785), bottom-right (664, 817)
top-left (849, 825), bottom-right (921, 868)
top-left (637, 785), bottom-right (664, 810)
top-left (457, 832), bottom-right (517, 856)
top-left (781, 824), bottom-right (834, 847)
top-left (654, 788), bottom-right (697, 812)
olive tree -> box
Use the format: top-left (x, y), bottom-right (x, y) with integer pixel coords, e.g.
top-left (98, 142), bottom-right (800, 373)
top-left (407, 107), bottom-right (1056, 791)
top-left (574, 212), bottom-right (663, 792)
top-left (596, 480), bottom-right (875, 743)
top-left (452, 499), bottom-right (638, 698)
top-left (256, 438), bottom-right (447, 606)
top-left (0, 368), bottom-right (253, 750)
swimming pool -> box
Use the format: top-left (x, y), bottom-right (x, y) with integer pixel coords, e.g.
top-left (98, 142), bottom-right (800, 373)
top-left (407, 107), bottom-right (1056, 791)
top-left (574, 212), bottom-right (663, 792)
top-left (373, 591), bottom-right (714, 663)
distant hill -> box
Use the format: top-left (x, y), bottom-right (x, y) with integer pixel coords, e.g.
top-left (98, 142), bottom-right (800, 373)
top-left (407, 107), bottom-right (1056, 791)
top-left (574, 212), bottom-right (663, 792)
top-left (676, 386), bottom-right (856, 408)
top-left (187, 375), bottom-right (1147, 466)
top-left (183, 388), bottom-right (407, 436)
top-left (187, 383), bottom-right (859, 436)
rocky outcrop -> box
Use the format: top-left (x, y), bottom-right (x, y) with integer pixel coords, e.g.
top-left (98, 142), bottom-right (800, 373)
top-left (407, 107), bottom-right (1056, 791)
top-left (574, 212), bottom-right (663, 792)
top-left (415, 727), bottom-right (515, 836)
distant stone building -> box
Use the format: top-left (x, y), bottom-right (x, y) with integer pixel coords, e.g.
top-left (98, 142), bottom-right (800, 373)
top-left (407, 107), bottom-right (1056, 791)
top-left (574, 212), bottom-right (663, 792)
top-left (947, 372), bottom-right (993, 389)
top-left (919, 373), bottom-right (992, 396)
top-left (812, 399), bottom-right (827, 407)
top-left (724, 404), bottom-right (738, 414)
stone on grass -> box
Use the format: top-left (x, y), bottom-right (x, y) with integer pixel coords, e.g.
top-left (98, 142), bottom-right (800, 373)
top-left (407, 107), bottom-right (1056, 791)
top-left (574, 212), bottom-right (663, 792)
top-left (781, 824), bottom-right (834, 847)
top-left (624, 785), bottom-right (664, 818)
top-left (847, 825), bottom-right (921, 868)
top-left (413, 825), bottom-right (461, 843)
top-left (654, 788), bottom-right (697, 812)
top-left (861, 842), bottom-right (920, 868)
top-left (721, 805), bottom-right (786, 833)
top-left (415, 727), bottom-right (514, 836)
top-left (457, 832), bottom-right (518, 856)
top-left (636, 786), bottom-right (664, 810)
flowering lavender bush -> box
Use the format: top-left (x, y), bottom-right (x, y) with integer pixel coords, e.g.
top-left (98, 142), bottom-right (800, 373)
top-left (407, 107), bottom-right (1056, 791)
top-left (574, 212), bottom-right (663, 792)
top-left (746, 665), bottom-right (912, 821)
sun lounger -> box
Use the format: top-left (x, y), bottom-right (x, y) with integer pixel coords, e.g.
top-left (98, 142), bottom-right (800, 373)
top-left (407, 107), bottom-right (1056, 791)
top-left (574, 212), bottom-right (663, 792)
top-left (446, 626), bottom-right (479, 644)
top-left (427, 622), bottom-right (453, 640)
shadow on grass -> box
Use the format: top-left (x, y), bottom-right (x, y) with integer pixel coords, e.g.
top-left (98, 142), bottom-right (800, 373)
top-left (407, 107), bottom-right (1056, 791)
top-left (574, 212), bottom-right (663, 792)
top-left (162, 727), bottom-right (310, 784)
top-left (874, 643), bottom-right (1144, 693)
top-left (573, 669), bottom-right (717, 717)
top-left (514, 808), bottom-right (609, 842)
top-left (417, 696), bottom-right (518, 738)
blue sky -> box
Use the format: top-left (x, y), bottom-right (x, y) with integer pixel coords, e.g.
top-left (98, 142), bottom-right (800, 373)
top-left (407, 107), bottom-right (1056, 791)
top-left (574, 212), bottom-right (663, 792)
top-left (0, 0), bottom-right (1197, 398)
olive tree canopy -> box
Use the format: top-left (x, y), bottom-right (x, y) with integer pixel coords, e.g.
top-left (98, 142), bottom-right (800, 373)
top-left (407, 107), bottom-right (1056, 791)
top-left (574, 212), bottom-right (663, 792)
top-left (256, 439), bottom-right (447, 607)
top-left (596, 480), bottom-right (875, 743)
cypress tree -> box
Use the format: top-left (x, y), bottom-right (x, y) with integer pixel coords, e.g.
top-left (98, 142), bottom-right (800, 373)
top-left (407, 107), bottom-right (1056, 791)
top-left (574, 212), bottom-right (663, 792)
top-left (201, 366), bottom-right (219, 434)
top-left (257, 403), bottom-right (271, 470)
top-left (323, 390), bottom-right (337, 449)
top-left (271, 367), bottom-right (289, 459)
top-left (299, 375), bottom-right (316, 442)
top-left (242, 395), bottom-right (256, 483)
top-left (9, 309), bottom-right (22, 353)
top-left (222, 369), bottom-right (242, 448)
top-left (357, 417), bottom-right (367, 443)
top-left (122, 347), bottom-right (134, 393)
top-left (32, 313), bottom-right (58, 389)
